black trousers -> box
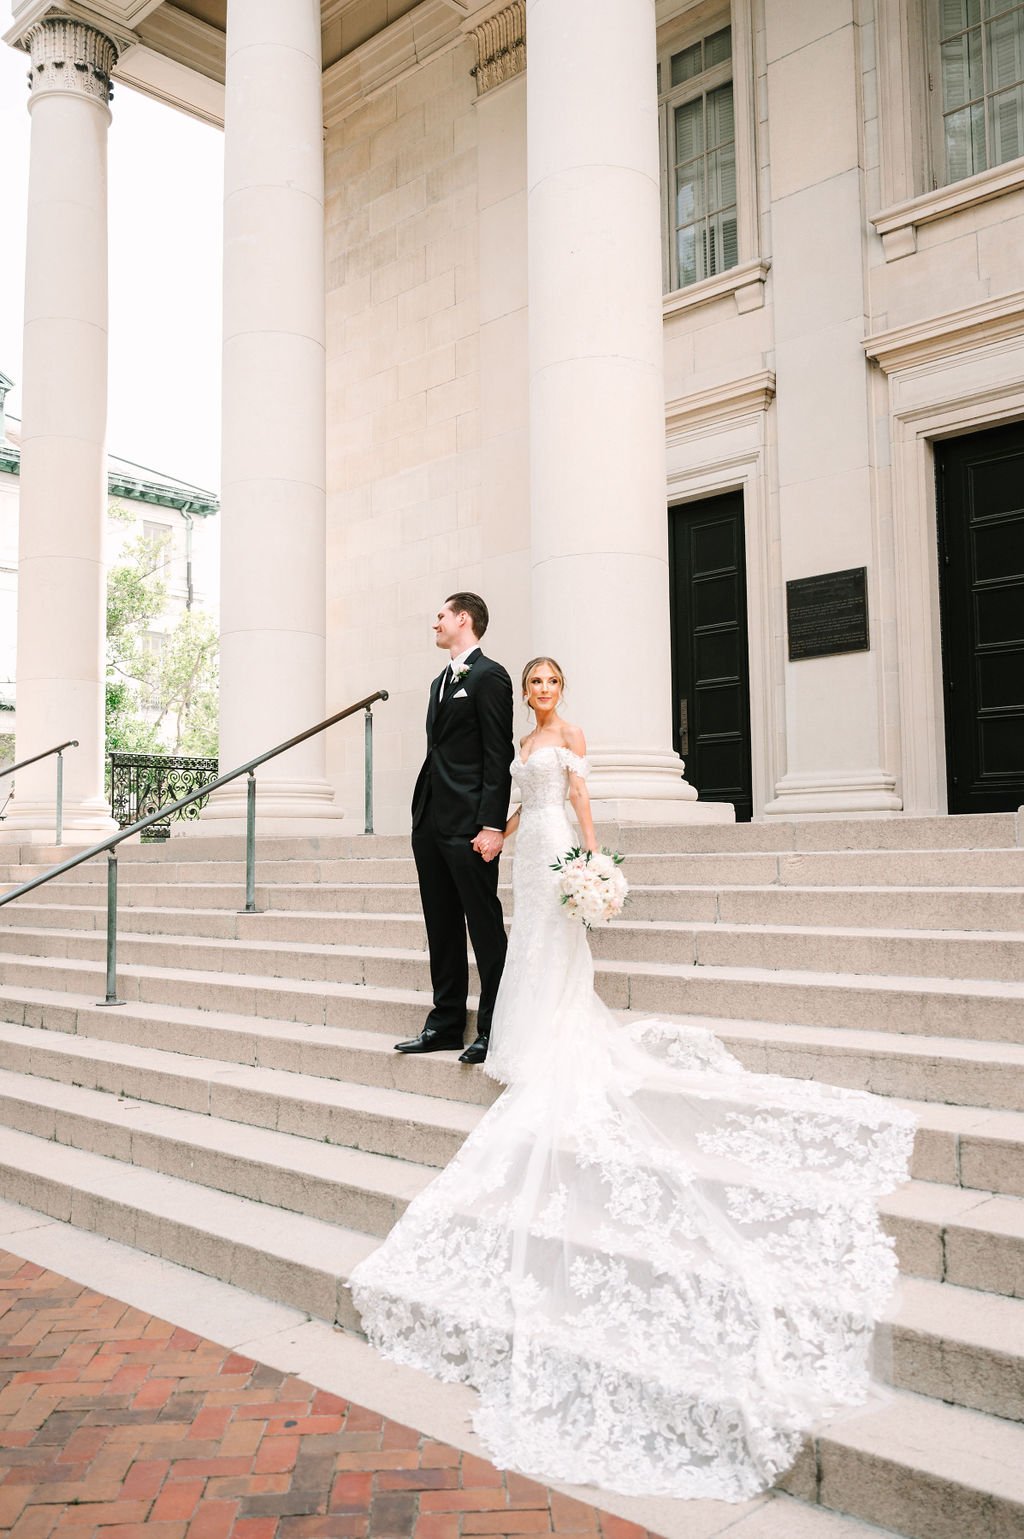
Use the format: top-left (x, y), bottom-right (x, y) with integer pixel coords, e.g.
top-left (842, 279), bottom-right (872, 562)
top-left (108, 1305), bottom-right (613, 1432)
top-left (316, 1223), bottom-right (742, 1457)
top-left (412, 804), bottom-right (507, 1042)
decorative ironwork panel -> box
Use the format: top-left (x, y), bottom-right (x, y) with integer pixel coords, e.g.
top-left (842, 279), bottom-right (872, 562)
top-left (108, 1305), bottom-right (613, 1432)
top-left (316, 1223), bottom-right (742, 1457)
top-left (109, 753), bottom-right (218, 839)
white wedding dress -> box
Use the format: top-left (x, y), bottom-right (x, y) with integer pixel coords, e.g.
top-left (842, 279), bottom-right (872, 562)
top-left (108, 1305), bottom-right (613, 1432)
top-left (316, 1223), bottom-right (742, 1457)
top-left (350, 746), bottom-right (915, 1501)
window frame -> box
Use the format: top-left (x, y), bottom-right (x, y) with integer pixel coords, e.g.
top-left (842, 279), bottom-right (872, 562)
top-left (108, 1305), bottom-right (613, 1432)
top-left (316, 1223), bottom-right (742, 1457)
top-left (656, 1), bottom-right (760, 306)
top-left (658, 15), bottom-right (738, 294)
top-left (926, 0), bottom-right (1024, 188)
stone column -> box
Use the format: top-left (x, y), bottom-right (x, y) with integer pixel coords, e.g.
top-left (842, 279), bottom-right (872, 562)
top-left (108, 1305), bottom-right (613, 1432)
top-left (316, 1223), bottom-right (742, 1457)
top-left (201, 0), bottom-right (341, 832)
top-left (2, 16), bottom-right (119, 844)
top-left (525, 0), bottom-right (724, 822)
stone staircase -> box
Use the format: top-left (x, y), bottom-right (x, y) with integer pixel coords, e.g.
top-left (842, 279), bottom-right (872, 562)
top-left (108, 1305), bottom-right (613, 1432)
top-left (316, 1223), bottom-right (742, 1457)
top-left (0, 814), bottom-right (1022, 1539)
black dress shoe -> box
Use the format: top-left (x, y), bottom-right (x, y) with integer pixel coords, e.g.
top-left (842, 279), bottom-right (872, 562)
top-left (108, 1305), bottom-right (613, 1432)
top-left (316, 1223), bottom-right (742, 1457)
top-left (394, 1028), bottom-right (465, 1054)
top-left (458, 1035), bottom-right (488, 1064)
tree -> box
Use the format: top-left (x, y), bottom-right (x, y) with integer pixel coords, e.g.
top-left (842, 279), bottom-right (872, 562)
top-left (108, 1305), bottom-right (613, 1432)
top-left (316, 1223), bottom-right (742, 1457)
top-left (149, 608), bottom-right (219, 755)
top-left (106, 528), bottom-right (218, 757)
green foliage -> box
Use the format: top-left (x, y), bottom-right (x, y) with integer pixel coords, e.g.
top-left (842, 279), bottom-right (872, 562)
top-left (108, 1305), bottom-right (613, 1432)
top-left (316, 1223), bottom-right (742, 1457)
top-left (150, 609), bottom-right (219, 755)
top-left (105, 530), bottom-right (218, 757)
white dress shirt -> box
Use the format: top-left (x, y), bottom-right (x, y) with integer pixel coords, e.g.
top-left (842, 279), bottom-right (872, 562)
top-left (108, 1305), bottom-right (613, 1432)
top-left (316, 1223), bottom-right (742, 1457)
top-left (439, 643), bottom-right (479, 699)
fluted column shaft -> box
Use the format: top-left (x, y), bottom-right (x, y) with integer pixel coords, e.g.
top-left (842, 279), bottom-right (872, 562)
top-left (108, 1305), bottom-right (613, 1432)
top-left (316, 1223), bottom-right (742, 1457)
top-left (526, 0), bottom-right (717, 821)
top-left (204, 0), bottom-right (341, 830)
top-left (3, 16), bottom-right (119, 843)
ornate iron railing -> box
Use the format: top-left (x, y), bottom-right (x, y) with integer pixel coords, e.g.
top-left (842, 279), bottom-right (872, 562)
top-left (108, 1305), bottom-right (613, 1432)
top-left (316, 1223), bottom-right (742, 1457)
top-left (109, 753), bottom-right (218, 840)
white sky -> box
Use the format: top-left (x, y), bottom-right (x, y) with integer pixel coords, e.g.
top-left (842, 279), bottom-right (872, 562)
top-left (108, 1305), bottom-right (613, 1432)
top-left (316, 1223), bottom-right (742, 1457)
top-left (0, 8), bottom-right (223, 492)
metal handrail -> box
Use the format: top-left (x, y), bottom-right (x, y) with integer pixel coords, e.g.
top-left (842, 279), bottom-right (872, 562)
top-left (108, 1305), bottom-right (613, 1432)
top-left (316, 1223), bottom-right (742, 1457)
top-left (0, 739), bottom-right (79, 845)
top-left (0, 691), bottom-right (389, 1004)
top-left (0, 739), bottom-right (79, 779)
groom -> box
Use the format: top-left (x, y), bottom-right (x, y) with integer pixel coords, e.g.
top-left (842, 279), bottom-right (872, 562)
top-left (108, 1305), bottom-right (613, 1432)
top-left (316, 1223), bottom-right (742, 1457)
top-left (396, 593), bottom-right (514, 1065)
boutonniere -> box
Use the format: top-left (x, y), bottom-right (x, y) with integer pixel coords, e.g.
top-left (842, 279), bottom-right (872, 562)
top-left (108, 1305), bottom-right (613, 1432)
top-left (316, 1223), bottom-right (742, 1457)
top-left (451, 660), bottom-right (474, 683)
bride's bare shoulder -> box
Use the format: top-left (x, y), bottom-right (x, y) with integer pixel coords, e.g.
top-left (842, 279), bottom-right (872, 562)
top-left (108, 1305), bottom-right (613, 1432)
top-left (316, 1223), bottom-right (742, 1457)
top-left (559, 721), bottom-right (587, 755)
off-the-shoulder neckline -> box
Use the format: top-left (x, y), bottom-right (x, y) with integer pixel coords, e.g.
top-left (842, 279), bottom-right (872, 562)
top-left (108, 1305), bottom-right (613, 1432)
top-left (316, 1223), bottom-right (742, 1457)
top-left (516, 744), bottom-right (585, 768)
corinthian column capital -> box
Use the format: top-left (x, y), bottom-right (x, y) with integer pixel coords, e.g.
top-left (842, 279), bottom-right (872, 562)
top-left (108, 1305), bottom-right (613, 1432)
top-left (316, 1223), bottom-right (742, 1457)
top-left (468, 0), bottom-right (525, 96)
top-left (23, 13), bottom-right (118, 107)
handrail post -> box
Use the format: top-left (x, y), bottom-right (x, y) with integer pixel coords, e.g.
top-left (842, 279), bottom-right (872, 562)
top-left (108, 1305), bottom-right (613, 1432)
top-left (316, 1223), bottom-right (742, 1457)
top-left (55, 751), bottom-right (64, 847)
top-left (364, 705), bottom-right (374, 835)
top-left (241, 770), bottom-right (259, 914)
top-left (97, 852), bottom-right (124, 1007)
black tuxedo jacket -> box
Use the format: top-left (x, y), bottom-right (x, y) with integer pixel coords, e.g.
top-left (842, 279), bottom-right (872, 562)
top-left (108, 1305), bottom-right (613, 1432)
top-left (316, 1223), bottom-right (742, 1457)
top-left (411, 652), bottom-right (514, 837)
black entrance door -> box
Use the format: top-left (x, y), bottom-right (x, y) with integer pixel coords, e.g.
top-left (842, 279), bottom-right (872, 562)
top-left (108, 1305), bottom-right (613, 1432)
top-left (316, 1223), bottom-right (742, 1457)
top-left (936, 423), bottom-right (1024, 815)
top-left (668, 492), bottom-right (753, 821)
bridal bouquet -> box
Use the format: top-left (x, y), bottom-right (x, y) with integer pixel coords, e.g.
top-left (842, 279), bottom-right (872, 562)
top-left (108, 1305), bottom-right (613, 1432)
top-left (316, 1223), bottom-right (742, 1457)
top-left (551, 846), bottom-right (628, 929)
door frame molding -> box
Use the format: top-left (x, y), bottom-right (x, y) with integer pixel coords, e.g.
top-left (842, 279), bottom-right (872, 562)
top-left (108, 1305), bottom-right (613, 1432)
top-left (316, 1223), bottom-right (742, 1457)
top-left (665, 372), bottom-right (779, 821)
top-left (869, 323), bottom-right (1024, 814)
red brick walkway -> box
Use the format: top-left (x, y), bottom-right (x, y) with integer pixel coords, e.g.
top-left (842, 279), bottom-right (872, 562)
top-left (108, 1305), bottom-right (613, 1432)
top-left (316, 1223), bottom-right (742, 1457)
top-left (0, 1252), bottom-right (659, 1539)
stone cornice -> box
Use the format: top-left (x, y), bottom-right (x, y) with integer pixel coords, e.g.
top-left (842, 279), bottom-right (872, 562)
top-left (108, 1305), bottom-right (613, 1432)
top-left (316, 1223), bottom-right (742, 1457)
top-left (863, 290), bottom-right (1024, 373)
top-left (467, 0), bottom-right (524, 96)
top-left (871, 154), bottom-right (1024, 261)
top-left (665, 370), bottom-right (776, 436)
top-left (132, 3), bottom-right (224, 84)
top-left (322, 0), bottom-right (463, 127)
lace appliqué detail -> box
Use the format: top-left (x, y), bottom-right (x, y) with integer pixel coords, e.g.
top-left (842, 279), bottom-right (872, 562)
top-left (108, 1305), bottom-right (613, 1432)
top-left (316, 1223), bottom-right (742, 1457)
top-left (351, 739), bottom-right (916, 1501)
top-left (554, 746), bottom-right (590, 778)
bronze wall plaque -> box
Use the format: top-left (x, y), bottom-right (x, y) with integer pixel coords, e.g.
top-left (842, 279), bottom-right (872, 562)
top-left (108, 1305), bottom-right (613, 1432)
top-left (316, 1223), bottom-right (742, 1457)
top-left (786, 567), bottom-right (869, 661)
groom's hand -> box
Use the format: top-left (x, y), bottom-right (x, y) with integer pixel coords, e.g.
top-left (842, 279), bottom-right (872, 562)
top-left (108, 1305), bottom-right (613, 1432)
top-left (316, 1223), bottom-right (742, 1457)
top-left (471, 829), bottom-right (504, 862)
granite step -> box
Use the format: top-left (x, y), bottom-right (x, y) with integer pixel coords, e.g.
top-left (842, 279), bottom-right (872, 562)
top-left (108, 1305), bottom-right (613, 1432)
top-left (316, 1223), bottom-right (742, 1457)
top-left (3, 978), bottom-right (1024, 1116)
top-left (8, 843), bottom-right (1024, 892)
top-left (1, 1009), bottom-right (1023, 1193)
top-left (5, 915), bottom-right (1024, 983)
top-left (0, 1019), bottom-right (485, 1164)
top-left (9, 882), bottom-right (1024, 935)
top-left (785, 1387), bottom-right (1024, 1537)
top-left (0, 1123), bottom-right (373, 1327)
top-left (1, 945), bottom-right (1022, 1045)
top-left (4, 811), bottom-right (1021, 866)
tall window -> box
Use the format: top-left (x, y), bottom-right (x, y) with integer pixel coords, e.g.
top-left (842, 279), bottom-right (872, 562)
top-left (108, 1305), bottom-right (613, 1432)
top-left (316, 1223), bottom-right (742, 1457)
top-left (658, 22), bottom-right (737, 293)
top-left (937, 0), bottom-right (1024, 183)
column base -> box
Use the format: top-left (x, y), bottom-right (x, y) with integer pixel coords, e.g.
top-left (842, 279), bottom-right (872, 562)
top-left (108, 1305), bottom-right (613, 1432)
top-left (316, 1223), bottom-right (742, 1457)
top-left (0, 798), bottom-right (117, 846)
top-left (764, 770), bottom-right (902, 817)
top-left (586, 751), bottom-right (735, 824)
top-left (588, 797), bottom-right (735, 825)
top-left (190, 776), bottom-right (346, 838)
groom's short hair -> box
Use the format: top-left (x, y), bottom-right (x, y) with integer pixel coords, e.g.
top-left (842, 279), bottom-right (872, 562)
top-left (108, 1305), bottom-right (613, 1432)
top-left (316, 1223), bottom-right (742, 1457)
top-left (446, 592), bottom-right (489, 639)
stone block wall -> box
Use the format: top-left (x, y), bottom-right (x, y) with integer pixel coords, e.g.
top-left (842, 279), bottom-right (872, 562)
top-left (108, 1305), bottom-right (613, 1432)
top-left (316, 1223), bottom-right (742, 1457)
top-left (324, 38), bottom-right (485, 829)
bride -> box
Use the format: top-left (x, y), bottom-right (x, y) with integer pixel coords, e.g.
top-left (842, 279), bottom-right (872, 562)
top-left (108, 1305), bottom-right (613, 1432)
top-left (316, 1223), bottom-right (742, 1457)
top-left (350, 657), bottom-right (915, 1502)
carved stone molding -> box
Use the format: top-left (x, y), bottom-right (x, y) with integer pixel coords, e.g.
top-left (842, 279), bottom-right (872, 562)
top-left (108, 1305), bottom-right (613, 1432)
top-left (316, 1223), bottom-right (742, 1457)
top-left (23, 14), bottom-right (119, 105)
top-left (665, 370), bottom-right (776, 438)
top-left (469, 0), bottom-right (524, 96)
top-left (863, 289), bottom-right (1024, 374)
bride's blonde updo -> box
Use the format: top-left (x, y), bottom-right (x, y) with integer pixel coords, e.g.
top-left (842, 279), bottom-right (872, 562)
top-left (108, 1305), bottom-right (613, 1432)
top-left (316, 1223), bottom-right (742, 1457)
top-left (521, 656), bottom-right (566, 705)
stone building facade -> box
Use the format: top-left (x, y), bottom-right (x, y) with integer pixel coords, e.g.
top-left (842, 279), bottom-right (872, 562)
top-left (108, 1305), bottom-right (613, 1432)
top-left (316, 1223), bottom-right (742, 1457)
top-left (0, 377), bottom-right (218, 753)
top-left (3, 0), bottom-right (1024, 838)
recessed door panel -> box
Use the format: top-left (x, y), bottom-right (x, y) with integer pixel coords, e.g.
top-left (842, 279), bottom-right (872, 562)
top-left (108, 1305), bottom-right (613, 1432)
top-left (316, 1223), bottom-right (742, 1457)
top-left (936, 424), bottom-right (1024, 814)
top-left (669, 493), bottom-right (753, 821)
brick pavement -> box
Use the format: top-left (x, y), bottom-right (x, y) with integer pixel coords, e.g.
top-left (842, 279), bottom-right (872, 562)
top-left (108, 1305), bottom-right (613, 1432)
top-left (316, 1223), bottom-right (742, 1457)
top-left (0, 1251), bottom-right (661, 1539)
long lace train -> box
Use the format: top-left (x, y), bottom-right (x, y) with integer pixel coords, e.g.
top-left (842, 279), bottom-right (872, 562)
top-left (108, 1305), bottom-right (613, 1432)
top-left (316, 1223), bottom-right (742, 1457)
top-left (350, 747), bottom-right (915, 1501)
